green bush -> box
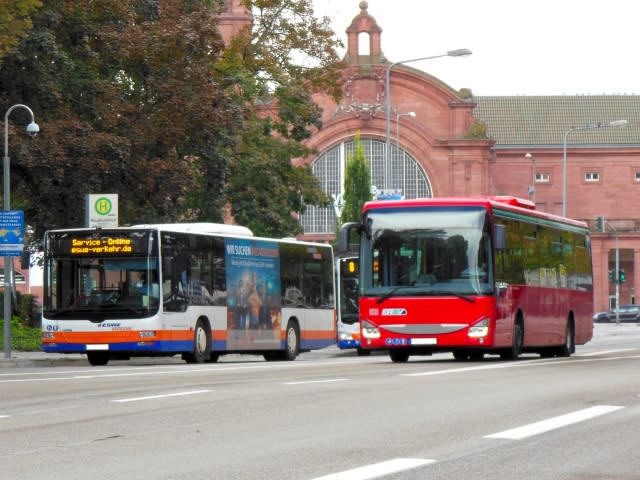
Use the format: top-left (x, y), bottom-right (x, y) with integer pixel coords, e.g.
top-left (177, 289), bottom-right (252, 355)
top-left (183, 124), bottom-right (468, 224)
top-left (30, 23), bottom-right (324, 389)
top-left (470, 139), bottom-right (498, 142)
top-left (0, 290), bottom-right (42, 328)
top-left (0, 317), bottom-right (41, 351)
top-left (0, 290), bottom-right (42, 351)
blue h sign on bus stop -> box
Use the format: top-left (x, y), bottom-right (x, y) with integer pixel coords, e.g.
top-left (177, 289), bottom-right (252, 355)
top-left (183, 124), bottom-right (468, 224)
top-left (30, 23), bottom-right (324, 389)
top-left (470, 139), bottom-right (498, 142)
top-left (0, 210), bottom-right (24, 256)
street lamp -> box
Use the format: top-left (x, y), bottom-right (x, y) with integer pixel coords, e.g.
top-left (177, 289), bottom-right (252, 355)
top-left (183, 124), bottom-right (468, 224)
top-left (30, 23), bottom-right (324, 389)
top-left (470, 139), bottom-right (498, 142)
top-left (525, 152), bottom-right (536, 205)
top-left (3, 104), bottom-right (39, 359)
top-left (561, 119), bottom-right (627, 217)
top-left (384, 49), bottom-right (471, 190)
top-left (395, 111), bottom-right (416, 148)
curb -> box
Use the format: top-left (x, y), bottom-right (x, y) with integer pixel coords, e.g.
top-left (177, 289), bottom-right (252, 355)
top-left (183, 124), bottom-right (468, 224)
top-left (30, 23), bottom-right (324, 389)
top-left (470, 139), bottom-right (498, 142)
top-left (0, 355), bottom-right (88, 368)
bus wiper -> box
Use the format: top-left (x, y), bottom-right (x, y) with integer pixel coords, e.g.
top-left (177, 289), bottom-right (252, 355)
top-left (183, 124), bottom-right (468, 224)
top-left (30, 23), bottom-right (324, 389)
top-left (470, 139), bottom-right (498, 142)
top-left (376, 285), bottom-right (414, 304)
top-left (423, 290), bottom-right (475, 303)
top-left (376, 286), bottom-right (476, 304)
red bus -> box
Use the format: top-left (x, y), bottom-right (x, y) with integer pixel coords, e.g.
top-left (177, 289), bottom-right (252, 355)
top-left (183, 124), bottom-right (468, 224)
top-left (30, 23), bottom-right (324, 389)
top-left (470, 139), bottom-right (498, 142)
top-left (338, 196), bottom-right (593, 362)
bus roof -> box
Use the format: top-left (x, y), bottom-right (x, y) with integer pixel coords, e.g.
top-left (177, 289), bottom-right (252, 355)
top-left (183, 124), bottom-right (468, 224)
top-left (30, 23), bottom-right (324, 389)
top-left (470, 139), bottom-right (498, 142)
top-left (47, 223), bottom-right (254, 237)
top-left (131, 223), bottom-right (254, 237)
top-left (361, 196), bottom-right (589, 229)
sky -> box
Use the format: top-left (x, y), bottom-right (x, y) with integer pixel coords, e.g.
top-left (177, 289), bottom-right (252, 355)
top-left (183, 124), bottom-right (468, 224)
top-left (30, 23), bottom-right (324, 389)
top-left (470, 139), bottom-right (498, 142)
top-left (312, 0), bottom-right (640, 96)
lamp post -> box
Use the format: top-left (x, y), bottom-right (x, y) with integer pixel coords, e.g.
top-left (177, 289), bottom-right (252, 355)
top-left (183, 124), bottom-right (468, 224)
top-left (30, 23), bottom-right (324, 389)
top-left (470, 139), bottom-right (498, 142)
top-left (384, 48), bottom-right (471, 190)
top-left (3, 104), bottom-right (39, 359)
top-left (395, 111), bottom-right (416, 148)
top-left (561, 119), bottom-right (627, 217)
top-left (525, 152), bottom-right (536, 204)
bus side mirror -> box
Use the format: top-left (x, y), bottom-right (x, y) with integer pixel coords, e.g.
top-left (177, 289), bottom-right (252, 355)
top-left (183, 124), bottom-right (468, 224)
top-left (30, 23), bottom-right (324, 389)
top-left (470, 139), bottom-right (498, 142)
top-left (338, 222), bottom-right (360, 254)
top-left (494, 224), bottom-right (506, 250)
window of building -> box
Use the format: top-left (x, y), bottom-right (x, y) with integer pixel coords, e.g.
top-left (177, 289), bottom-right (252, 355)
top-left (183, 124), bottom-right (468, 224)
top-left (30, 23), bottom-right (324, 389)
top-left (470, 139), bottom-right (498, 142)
top-left (300, 138), bottom-right (432, 235)
top-left (535, 173), bottom-right (550, 183)
top-left (635, 171), bottom-right (640, 182)
top-left (585, 172), bottom-right (600, 182)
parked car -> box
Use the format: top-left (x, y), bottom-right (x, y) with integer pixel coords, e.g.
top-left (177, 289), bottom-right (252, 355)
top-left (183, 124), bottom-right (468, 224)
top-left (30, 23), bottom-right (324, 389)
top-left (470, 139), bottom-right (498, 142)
top-left (594, 304), bottom-right (640, 323)
top-left (593, 311), bottom-right (610, 323)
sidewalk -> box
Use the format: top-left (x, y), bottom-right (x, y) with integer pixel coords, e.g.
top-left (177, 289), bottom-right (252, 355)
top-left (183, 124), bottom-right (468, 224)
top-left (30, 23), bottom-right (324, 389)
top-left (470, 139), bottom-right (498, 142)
top-left (0, 351), bottom-right (88, 368)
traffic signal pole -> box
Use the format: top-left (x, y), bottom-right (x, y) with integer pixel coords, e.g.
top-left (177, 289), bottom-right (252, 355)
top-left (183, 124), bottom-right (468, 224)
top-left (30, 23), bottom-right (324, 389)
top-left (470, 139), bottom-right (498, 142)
top-left (603, 219), bottom-right (620, 324)
top-left (606, 219), bottom-right (620, 325)
top-left (615, 237), bottom-right (620, 325)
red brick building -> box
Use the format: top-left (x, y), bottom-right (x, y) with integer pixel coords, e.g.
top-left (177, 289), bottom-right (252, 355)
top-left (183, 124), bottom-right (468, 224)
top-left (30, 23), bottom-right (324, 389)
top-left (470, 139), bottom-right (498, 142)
top-left (221, 1), bottom-right (640, 314)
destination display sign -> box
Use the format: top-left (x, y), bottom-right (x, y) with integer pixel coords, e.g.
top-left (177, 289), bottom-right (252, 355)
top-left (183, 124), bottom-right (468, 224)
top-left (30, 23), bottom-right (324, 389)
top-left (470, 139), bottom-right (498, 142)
top-left (48, 231), bottom-right (151, 256)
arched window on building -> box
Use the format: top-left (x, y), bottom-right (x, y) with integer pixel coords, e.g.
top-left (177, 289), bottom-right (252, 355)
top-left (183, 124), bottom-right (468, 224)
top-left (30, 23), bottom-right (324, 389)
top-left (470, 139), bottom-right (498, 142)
top-left (301, 138), bottom-right (432, 235)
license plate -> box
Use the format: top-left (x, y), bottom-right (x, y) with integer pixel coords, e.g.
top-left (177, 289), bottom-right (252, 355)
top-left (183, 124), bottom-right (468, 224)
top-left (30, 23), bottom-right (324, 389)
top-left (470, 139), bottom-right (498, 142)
top-left (410, 338), bottom-right (437, 345)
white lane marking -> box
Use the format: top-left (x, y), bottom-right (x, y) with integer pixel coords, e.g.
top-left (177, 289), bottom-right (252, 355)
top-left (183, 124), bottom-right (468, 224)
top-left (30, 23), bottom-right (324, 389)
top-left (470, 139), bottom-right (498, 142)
top-left (112, 389), bottom-right (212, 403)
top-left (578, 349), bottom-right (633, 357)
top-left (0, 415), bottom-right (9, 419)
top-left (484, 405), bottom-right (623, 440)
top-left (401, 352), bottom-right (640, 378)
top-left (401, 359), bottom-right (542, 377)
top-left (0, 358), bottom-right (361, 383)
top-left (310, 458), bottom-right (436, 480)
top-left (284, 378), bottom-right (347, 385)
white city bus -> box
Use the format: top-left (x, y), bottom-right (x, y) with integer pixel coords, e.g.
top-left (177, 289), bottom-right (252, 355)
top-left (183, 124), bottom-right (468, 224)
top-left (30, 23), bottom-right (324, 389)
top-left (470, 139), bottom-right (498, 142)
top-left (41, 223), bottom-right (335, 365)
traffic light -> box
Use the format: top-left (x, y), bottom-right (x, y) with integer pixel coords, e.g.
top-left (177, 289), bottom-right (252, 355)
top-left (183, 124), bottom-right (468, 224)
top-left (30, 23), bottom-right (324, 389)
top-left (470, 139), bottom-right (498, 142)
top-left (608, 269), bottom-right (616, 283)
top-left (595, 216), bottom-right (605, 232)
top-left (619, 269), bottom-right (626, 283)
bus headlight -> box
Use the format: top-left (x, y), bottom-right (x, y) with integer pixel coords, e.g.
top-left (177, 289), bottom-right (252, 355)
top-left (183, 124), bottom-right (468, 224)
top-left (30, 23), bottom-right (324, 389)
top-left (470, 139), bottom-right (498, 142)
top-left (468, 317), bottom-right (489, 338)
top-left (361, 320), bottom-right (380, 339)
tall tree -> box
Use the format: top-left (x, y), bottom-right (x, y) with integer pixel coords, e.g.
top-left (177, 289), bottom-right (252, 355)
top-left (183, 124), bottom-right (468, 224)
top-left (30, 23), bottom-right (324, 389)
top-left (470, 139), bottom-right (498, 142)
top-left (0, 0), bottom-right (239, 238)
top-left (341, 133), bottom-right (371, 225)
top-left (0, 0), bottom-right (344, 240)
top-left (221, 0), bottom-right (344, 236)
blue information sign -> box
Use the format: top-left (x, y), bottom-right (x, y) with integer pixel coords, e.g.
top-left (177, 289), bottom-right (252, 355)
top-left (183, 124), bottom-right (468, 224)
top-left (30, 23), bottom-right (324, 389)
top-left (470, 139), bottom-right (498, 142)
top-left (0, 210), bottom-right (25, 257)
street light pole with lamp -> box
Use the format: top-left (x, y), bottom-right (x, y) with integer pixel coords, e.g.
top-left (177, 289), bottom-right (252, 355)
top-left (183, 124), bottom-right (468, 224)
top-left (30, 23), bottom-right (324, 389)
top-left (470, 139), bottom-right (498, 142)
top-left (561, 119), bottom-right (627, 217)
top-left (395, 110), bottom-right (416, 148)
top-left (384, 48), bottom-right (471, 190)
top-left (3, 104), bottom-right (39, 359)
top-left (525, 152), bottom-right (536, 205)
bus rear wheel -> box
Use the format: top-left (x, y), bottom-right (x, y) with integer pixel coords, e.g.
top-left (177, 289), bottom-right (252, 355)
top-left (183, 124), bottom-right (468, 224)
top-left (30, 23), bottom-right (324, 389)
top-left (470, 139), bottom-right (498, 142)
top-left (283, 320), bottom-right (300, 361)
top-left (183, 319), bottom-right (211, 364)
top-left (87, 351), bottom-right (109, 366)
top-left (558, 320), bottom-right (575, 357)
top-left (266, 320), bottom-right (301, 361)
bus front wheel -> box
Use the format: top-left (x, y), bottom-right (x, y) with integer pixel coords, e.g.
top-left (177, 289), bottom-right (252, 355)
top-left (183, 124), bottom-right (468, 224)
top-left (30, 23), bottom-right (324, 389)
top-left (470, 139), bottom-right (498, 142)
top-left (183, 319), bottom-right (211, 364)
top-left (87, 351), bottom-right (109, 366)
top-left (389, 350), bottom-right (410, 363)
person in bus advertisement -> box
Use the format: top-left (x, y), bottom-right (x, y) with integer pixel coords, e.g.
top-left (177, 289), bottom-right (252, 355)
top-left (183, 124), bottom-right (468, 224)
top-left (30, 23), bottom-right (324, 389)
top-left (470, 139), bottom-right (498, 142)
top-left (225, 239), bottom-right (282, 349)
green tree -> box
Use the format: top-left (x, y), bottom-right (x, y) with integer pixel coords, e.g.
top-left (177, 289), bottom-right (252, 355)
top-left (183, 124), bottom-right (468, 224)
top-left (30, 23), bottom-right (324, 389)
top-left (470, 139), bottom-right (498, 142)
top-left (0, 0), bottom-right (239, 238)
top-left (0, 0), bottom-right (41, 66)
top-left (221, 0), bottom-right (344, 236)
top-left (341, 133), bottom-right (371, 224)
top-left (0, 0), bottom-right (344, 239)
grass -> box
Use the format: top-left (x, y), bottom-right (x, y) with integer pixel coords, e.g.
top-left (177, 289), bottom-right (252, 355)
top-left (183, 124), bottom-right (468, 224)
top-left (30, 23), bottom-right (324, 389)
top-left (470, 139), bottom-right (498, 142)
top-left (0, 318), bottom-right (41, 351)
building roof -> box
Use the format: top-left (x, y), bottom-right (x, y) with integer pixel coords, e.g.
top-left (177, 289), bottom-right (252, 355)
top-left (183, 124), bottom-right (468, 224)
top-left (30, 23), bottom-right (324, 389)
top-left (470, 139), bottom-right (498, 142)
top-left (473, 95), bottom-right (640, 147)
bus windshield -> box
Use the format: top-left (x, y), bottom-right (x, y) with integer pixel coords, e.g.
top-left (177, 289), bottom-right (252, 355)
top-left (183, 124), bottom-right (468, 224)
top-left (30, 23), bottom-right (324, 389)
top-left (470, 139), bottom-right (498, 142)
top-left (361, 206), bottom-right (493, 297)
top-left (44, 230), bottom-right (159, 319)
